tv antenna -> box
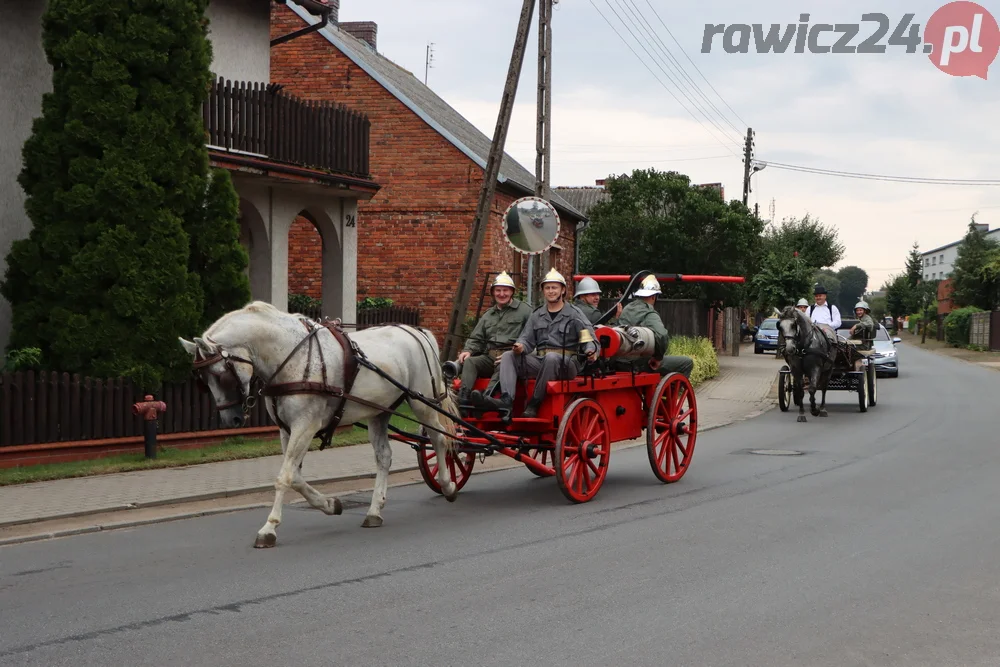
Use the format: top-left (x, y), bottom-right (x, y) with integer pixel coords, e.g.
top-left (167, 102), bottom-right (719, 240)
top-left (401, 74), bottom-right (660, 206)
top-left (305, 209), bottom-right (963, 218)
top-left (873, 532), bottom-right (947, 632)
top-left (424, 42), bottom-right (435, 85)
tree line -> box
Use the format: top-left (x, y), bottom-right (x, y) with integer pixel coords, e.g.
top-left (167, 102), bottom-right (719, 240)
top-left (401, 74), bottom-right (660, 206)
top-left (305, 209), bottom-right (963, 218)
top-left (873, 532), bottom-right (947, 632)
top-left (579, 168), bottom-right (867, 318)
top-left (882, 217), bottom-right (1000, 344)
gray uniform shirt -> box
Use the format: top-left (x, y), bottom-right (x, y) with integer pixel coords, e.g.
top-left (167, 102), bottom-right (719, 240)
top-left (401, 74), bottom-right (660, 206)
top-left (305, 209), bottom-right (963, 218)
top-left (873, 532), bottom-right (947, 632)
top-left (517, 302), bottom-right (599, 356)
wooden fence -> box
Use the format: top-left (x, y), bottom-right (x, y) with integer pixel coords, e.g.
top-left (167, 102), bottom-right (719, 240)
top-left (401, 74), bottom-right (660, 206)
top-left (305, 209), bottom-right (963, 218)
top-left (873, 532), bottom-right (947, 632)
top-left (0, 306), bottom-right (422, 449)
top-left (598, 298), bottom-right (708, 338)
top-left (203, 77), bottom-right (370, 177)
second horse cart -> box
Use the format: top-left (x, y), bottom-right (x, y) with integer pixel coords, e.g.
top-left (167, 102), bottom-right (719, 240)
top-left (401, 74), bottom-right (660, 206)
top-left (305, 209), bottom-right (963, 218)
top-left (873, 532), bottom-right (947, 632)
top-left (778, 317), bottom-right (879, 413)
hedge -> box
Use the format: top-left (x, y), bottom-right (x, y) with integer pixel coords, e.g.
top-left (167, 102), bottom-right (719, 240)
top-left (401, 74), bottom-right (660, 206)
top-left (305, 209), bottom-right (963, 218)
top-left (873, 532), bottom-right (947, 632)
top-left (668, 336), bottom-right (720, 386)
top-left (943, 306), bottom-right (986, 346)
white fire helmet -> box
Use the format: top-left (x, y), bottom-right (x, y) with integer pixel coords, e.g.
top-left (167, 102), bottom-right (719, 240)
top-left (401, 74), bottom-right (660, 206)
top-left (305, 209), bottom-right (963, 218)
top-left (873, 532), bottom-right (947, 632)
top-left (634, 274), bottom-right (662, 298)
top-left (491, 271), bottom-right (516, 290)
top-left (541, 267), bottom-right (566, 286)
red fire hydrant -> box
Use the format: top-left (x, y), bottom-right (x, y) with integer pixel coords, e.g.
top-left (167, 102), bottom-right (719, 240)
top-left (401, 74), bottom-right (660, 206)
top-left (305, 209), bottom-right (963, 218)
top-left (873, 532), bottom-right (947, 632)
top-left (133, 395), bottom-right (167, 459)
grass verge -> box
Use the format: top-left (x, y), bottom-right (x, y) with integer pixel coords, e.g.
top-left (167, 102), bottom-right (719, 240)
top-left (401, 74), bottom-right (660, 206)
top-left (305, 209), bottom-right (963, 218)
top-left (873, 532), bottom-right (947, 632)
top-left (0, 406), bottom-right (421, 486)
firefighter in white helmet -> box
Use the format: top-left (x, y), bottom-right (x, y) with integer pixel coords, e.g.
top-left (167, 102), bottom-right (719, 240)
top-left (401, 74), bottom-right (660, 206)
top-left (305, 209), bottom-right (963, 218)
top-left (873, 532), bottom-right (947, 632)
top-left (472, 268), bottom-right (599, 420)
top-left (573, 276), bottom-right (621, 325)
top-left (613, 273), bottom-right (694, 378)
top-left (455, 271), bottom-right (532, 412)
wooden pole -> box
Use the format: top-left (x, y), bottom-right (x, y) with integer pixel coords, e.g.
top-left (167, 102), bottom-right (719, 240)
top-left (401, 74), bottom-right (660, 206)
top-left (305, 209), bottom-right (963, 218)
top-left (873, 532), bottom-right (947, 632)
top-left (442, 0), bottom-right (535, 361)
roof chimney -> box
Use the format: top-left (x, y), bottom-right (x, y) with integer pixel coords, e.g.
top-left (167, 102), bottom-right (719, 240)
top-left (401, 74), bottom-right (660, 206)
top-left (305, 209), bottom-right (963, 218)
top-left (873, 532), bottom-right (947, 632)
top-left (340, 20), bottom-right (377, 51)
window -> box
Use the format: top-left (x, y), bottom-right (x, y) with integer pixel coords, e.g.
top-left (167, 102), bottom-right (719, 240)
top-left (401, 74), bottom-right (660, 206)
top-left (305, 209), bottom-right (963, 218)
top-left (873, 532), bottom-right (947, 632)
top-left (760, 319), bottom-right (777, 330)
top-left (925, 258), bottom-right (929, 266)
top-left (932, 257), bottom-right (937, 265)
top-left (940, 254), bottom-right (944, 263)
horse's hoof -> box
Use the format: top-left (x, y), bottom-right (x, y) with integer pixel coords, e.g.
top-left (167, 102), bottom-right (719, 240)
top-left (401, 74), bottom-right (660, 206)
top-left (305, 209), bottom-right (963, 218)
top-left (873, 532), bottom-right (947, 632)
top-left (819, 410), bottom-right (828, 417)
top-left (253, 533), bottom-right (277, 548)
top-left (331, 497), bottom-right (343, 515)
top-left (443, 482), bottom-right (458, 502)
top-left (797, 415), bottom-right (807, 422)
top-left (361, 515), bottom-right (383, 528)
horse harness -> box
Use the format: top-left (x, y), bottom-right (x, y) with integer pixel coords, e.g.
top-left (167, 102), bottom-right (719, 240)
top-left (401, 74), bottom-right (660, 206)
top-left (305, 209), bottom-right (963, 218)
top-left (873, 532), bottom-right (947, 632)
top-left (193, 319), bottom-right (448, 450)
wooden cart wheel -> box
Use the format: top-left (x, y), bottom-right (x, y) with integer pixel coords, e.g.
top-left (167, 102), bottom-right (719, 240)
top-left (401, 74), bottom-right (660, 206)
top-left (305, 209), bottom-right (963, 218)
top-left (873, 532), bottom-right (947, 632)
top-left (523, 448), bottom-right (555, 477)
top-left (417, 446), bottom-right (476, 495)
top-left (554, 398), bottom-right (611, 503)
top-left (778, 370), bottom-right (791, 412)
top-left (867, 361), bottom-right (877, 407)
top-left (857, 371), bottom-right (868, 413)
top-left (647, 372), bottom-right (698, 483)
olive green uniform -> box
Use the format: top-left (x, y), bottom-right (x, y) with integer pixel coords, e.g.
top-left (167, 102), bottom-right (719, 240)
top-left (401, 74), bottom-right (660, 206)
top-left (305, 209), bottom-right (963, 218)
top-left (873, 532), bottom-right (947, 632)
top-left (574, 299), bottom-right (617, 326)
top-left (459, 298), bottom-right (532, 399)
top-left (613, 299), bottom-right (694, 378)
top-left (851, 313), bottom-right (876, 349)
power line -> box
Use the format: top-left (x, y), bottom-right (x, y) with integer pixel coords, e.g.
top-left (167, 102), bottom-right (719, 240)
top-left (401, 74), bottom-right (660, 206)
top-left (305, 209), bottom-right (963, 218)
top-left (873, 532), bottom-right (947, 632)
top-left (614, 0), bottom-right (743, 143)
top-left (641, 0), bottom-right (750, 130)
top-left (601, 0), bottom-right (741, 150)
top-left (588, 0), bottom-right (742, 159)
top-left (757, 160), bottom-right (1000, 185)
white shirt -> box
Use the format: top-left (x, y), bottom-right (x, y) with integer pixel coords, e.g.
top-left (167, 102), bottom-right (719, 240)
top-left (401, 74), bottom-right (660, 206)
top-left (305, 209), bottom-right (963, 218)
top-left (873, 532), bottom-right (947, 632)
top-left (809, 301), bottom-right (842, 330)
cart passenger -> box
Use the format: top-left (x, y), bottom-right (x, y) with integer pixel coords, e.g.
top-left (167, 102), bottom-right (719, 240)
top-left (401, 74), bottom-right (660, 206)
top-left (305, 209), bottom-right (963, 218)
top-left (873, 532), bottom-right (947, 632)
top-left (795, 297), bottom-right (809, 313)
top-left (455, 271), bottom-right (532, 411)
top-left (612, 274), bottom-right (694, 378)
top-left (808, 283), bottom-right (842, 330)
top-left (849, 300), bottom-right (876, 349)
top-left (573, 276), bottom-right (621, 325)
top-left (472, 268), bottom-right (599, 420)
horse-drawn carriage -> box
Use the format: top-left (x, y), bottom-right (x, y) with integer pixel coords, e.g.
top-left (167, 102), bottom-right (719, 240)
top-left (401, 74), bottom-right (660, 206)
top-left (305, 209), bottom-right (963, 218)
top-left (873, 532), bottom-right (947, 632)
top-left (777, 313), bottom-right (878, 418)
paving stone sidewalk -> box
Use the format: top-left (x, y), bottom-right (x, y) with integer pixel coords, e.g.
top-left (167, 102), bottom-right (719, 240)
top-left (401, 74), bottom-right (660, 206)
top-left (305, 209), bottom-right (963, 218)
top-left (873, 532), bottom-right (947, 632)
top-left (0, 345), bottom-right (779, 528)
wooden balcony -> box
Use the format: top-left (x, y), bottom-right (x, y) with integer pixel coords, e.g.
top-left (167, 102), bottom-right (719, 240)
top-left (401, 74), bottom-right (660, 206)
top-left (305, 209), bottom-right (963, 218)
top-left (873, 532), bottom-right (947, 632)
top-left (203, 77), bottom-right (370, 179)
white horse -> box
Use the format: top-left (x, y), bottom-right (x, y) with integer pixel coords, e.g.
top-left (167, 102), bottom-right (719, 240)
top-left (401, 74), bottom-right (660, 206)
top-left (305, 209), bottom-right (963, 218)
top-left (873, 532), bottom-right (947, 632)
top-left (179, 301), bottom-right (459, 548)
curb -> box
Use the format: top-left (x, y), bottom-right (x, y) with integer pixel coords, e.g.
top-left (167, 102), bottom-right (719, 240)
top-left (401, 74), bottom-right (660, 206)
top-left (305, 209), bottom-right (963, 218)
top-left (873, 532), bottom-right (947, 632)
top-left (0, 464), bottom-right (421, 530)
top-left (0, 402), bottom-right (779, 547)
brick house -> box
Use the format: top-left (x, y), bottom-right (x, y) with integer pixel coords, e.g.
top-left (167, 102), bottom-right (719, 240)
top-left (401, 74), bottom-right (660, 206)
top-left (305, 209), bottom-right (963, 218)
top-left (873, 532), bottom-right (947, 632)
top-left (271, 1), bottom-right (586, 340)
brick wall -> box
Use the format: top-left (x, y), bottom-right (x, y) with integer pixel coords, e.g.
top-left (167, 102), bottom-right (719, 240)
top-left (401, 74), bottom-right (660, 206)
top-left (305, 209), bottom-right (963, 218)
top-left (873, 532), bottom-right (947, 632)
top-left (288, 216), bottom-right (322, 298)
top-left (270, 4), bottom-right (576, 343)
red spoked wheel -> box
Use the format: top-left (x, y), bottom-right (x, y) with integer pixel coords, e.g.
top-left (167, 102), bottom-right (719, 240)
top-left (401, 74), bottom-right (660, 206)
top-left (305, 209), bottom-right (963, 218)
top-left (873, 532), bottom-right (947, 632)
top-left (554, 398), bottom-right (611, 503)
top-left (416, 446), bottom-right (476, 495)
top-left (646, 372), bottom-right (698, 483)
top-left (523, 447), bottom-right (555, 477)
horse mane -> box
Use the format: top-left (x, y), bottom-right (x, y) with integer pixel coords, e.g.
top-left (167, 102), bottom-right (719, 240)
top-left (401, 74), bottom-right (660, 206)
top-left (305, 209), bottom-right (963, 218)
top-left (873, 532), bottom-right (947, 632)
top-left (204, 301), bottom-right (292, 338)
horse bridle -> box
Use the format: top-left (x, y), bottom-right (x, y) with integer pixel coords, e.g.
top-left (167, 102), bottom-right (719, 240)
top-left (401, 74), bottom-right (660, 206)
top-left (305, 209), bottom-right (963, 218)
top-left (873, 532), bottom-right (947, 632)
top-left (191, 341), bottom-right (258, 417)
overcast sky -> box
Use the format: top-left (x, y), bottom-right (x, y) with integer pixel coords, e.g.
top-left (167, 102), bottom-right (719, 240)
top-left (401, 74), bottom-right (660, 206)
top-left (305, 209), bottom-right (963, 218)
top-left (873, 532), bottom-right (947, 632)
top-left (339, 0), bottom-right (1000, 291)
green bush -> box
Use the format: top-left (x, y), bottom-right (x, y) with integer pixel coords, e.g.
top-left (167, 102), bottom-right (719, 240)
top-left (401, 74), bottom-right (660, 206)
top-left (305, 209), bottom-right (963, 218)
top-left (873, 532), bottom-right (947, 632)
top-left (944, 306), bottom-right (986, 347)
top-left (0, 0), bottom-right (229, 390)
top-left (3, 347), bottom-right (43, 372)
top-left (288, 293), bottom-right (321, 313)
top-left (668, 336), bottom-right (719, 386)
top-left (358, 297), bottom-right (394, 311)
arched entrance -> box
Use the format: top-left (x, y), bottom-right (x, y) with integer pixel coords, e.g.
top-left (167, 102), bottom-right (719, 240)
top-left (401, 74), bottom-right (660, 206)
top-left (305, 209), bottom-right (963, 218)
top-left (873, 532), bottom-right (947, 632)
top-left (287, 207), bottom-right (343, 319)
top-left (238, 198), bottom-right (271, 302)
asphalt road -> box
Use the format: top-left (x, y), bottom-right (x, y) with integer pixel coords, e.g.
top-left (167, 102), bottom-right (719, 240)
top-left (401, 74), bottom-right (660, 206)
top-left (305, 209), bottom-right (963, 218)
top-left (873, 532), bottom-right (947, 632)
top-left (3, 343), bottom-right (1000, 667)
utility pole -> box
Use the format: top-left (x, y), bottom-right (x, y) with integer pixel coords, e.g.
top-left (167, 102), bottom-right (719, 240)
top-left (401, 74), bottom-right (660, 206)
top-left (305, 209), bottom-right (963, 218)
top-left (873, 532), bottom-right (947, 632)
top-left (530, 0), bottom-right (553, 305)
top-left (442, 0), bottom-right (535, 361)
top-left (424, 42), bottom-right (435, 86)
top-left (742, 127), bottom-right (754, 206)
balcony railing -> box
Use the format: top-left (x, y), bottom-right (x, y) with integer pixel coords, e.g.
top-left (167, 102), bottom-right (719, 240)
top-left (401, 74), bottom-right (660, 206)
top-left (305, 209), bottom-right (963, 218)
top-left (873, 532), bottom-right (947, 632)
top-left (203, 77), bottom-right (370, 178)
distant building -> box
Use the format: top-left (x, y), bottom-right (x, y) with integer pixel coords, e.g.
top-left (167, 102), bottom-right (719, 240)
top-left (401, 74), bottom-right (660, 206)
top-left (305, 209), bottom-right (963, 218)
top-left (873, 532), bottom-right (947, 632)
top-left (920, 223), bottom-right (1000, 281)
